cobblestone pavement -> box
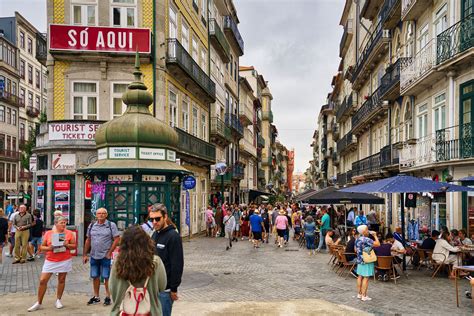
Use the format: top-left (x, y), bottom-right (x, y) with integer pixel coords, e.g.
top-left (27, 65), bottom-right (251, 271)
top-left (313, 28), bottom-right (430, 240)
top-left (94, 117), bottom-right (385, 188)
top-left (1, 236), bottom-right (473, 315)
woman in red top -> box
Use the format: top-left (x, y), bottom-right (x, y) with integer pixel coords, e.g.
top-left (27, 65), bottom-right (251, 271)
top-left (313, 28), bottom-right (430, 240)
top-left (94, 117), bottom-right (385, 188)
top-left (28, 216), bottom-right (76, 312)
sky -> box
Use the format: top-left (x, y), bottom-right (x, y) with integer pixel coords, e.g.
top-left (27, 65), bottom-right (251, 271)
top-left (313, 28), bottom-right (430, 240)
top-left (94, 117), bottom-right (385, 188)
top-left (0, 0), bottom-right (345, 174)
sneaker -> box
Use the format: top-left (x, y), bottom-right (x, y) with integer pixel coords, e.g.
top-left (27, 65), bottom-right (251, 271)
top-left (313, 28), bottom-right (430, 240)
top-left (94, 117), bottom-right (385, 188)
top-left (103, 297), bottom-right (111, 306)
top-left (27, 257), bottom-right (35, 262)
top-left (87, 296), bottom-right (100, 305)
top-left (383, 274), bottom-right (389, 282)
top-left (361, 296), bottom-right (372, 301)
top-left (35, 255), bottom-right (41, 259)
top-left (357, 294), bottom-right (362, 299)
top-left (5, 253), bottom-right (12, 258)
top-left (55, 299), bottom-right (64, 309)
top-left (377, 275), bottom-right (382, 281)
top-left (28, 302), bottom-right (42, 312)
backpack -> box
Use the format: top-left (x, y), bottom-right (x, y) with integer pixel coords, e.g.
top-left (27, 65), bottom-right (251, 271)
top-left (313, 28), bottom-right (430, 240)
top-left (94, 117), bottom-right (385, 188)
top-left (119, 277), bottom-right (151, 316)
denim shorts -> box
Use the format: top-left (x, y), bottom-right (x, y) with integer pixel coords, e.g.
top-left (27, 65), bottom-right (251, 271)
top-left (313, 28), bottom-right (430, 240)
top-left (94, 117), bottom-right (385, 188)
top-left (30, 237), bottom-right (42, 250)
top-left (90, 257), bottom-right (112, 279)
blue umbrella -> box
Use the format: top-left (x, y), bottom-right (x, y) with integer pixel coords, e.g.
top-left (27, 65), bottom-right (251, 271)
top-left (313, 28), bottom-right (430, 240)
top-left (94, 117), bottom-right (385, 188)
top-left (340, 174), bottom-right (474, 270)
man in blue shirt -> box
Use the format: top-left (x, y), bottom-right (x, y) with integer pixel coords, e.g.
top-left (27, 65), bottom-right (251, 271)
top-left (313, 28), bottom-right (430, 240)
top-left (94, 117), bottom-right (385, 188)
top-left (249, 209), bottom-right (265, 249)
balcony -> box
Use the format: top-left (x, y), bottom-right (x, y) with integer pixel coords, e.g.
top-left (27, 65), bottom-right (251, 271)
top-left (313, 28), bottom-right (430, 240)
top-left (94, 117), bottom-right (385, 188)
top-left (380, 144), bottom-right (400, 169)
top-left (239, 137), bottom-right (257, 157)
top-left (436, 14), bottom-right (474, 69)
top-left (262, 155), bottom-right (273, 167)
top-left (239, 103), bottom-right (253, 126)
top-left (380, 0), bottom-right (401, 29)
top-left (254, 114), bottom-right (262, 131)
top-left (351, 20), bottom-right (390, 90)
top-left (225, 114), bottom-right (244, 137)
top-left (352, 153), bottom-right (381, 179)
top-left (380, 58), bottom-right (405, 101)
top-left (401, 0), bottom-right (433, 21)
top-left (211, 172), bottom-right (232, 186)
top-left (166, 39), bottom-right (216, 103)
top-left (0, 91), bottom-right (20, 108)
top-left (262, 111), bottom-right (273, 123)
top-left (336, 93), bottom-right (356, 121)
top-left (339, 19), bottom-right (353, 57)
top-left (210, 117), bottom-right (232, 146)
top-left (257, 135), bottom-right (265, 148)
top-left (26, 106), bottom-right (40, 118)
top-left (223, 16), bottom-right (244, 56)
top-left (352, 87), bottom-right (387, 136)
top-left (19, 170), bottom-right (33, 181)
top-left (400, 39), bottom-right (443, 95)
top-left (175, 127), bottom-right (216, 165)
top-left (36, 32), bottom-right (47, 66)
top-left (0, 149), bottom-right (20, 161)
top-left (399, 134), bottom-right (436, 169)
top-left (232, 163), bottom-right (245, 180)
top-left (435, 123), bottom-right (474, 162)
top-left (361, 0), bottom-right (384, 20)
top-left (331, 121), bottom-right (340, 140)
top-left (337, 131), bottom-right (357, 155)
top-left (332, 151), bottom-right (340, 166)
top-left (337, 171), bottom-right (353, 186)
top-left (257, 169), bottom-right (265, 179)
top-left (209, 19), bottom-right (230, 63)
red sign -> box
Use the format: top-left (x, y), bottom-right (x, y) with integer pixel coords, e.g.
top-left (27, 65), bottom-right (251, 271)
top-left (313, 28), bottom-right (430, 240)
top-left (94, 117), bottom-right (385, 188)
top-left (85, 180), bottom-right (92, 200)
top-left (49, 24), bottom-right (151, 54)
top-left (54, 180), bottom-right (70, 191)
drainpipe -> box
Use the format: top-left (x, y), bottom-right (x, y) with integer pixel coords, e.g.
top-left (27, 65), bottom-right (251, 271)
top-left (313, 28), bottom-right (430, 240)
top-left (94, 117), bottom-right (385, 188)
top-left (448, 70), bottom-right (456, 229)
top-left (355, 0), bottom-right (360, 64)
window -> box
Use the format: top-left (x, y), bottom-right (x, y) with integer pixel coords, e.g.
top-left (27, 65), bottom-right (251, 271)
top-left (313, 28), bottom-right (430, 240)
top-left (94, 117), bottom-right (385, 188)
top-left (201, 0), bottom-right (207, 20)
top-left (418, 23), bottom-right (429, 50)
top-left (434, 4), bottom-right (448, 37)
top-left (169, 5), bottom-right (178, 38)
top-left (19, 31), bottom-right (25, 49)
top-left (12, 82), bottom-right (16, 96)
top-left (0, 106), bottom-right (4, 122)
top-left (0, 163), bottom-right (4, 182)
top-left (405, 22), bottom-right (414, 57)
top-left (35, 70), bottom-right (40, 89)
top-left (20, 123), bottom-right (25, 140)
top-left (6, 136), bottom-right (10, 151)
top-left (28, 92), bottom-right (33, 107)
top-left (42, 75), bottom-right (47, 93)
top-left (181, 21), bottom-right (189, 51)
top-left (35, 95), bottom-right (40, 109)
top-left (6, 164), bottom-right (10, 183)
top-left (433, 93), bottom-right (446, 131)
top-left (72, 3), bottom-right (97, 26)
top-left (11, 110), bottom-right (16, 126)
top-left (234, 61), bottom-right (237, 81)
top-left (20, 60), bottom-right (25, 79)
top-left (181, 99), bottom-right (189, 132)
top-left (200, 48), bottom-right (206, 71)
top-left (72, 82), bottom-right (98, 120)
top-left (27, 37), bottom-right (32, 54)
top-left (169, 90), bottom-right (178, 127)
top-left (417, 103), bottom-right (428, 138)
top-left (111, 0), bottom-right (136, 27)
top-left (192, 106), bottom-right (198, 137)
top-left (201, 113), bottom-right (207, 140)
top-left (6, 108), bottom-right (11, 125)
top-left (19, 88), bottom-right (25, 105)
top-left (111, 83), bottom-right (129, 118)
top-left (28, 64), bottom-right (33, 84)
top-left (11, 164), bottom-right (16, 183)
top-left (192, 37), bottom-right (198, 62)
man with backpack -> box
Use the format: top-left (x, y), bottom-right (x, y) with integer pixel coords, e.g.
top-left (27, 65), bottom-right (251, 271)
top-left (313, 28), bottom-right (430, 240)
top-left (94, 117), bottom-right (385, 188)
top-left (83, 208), bottom-right (120, 307)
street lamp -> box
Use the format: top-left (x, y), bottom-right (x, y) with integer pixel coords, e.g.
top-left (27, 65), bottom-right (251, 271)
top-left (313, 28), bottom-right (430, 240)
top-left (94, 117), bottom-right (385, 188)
top-left (215, 162), bottom-right (227, 206)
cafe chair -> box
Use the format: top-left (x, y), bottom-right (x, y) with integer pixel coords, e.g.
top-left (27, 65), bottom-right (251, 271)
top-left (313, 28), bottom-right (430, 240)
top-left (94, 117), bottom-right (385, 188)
top-left (374, 256), bottom-right (398, 284)
top-left (337, 249), bottom-right (356, 279)
top-left (416, 249), bottom-right (432, 271)
top-left (430, 253), bottom-right (451, 278)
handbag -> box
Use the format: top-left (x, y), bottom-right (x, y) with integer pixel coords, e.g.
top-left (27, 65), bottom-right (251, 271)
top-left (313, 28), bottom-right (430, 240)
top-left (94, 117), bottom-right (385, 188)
top-left (362, 249), bottom-right (377, 263)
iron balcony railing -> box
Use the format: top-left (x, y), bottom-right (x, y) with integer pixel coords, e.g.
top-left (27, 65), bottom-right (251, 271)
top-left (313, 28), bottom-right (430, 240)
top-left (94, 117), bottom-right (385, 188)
top-left (210, 117), bottom-right (232, 142)
top-left (209, 19), bottom-right (230, 62)
top-left (166, 39), bottom-right (216, 101)
top-left (352, 20), bottom-right (384, 83)
top-left (435, 123), bottom-right (474, 161)
top-left (336, 93), bottom-right (355, 121)
top-left (380, 58), bottom-right (403, 97)
top-left (175, 127), bottom-right (216, 163)
top-left (36, 32), bottom-right (47, 65)
top-left (212, 172), bottom-right (232, 185)
top-left (399, 134), bottom-right (436, 169)
top-left (26, 106), bottom-right (40, 118)
top-left (437, 14), bottom-right (474, 65)
top-left (337, 131), bottom-right (356, 154)
top-left (352, 152), bottom-right (381, 177)
top-left (400, 39), bottom-right (436, 92)
top-left (224, 16), bottom-right (244, 55)
top-left (352, 87), bottom-right (382, 131)
top-left (380, 0), bottom-right (401, 26)
top-left (225, 114), bottom-right (244, 136)
top-left (380, 144), bottom-right (400, 167)
top-left (0, 149), bottom-right (20, 160)
top-left (0, 91), bottom-right (20, 107)
top-left (257, 169), bottom-right (265, 179)
top-left (232, 163), bottom-right (245, 179)
top-left (337, 171), bottom-right (352, 186)
top-left (339, 19), bottom-right (353, 57)
top-left (257, 135), bottom-right (265, 148)
top-left (262, 111), bottom-right (273, 123)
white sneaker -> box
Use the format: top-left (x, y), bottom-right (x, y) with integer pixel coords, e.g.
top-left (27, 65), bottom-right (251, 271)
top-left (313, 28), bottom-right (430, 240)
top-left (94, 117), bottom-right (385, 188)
top-left (361, 296), bottom-right (372, 301)
top-left (55, 299), bottom-right (64, 309)
top-left (35, 255), bottom-right (41, 259)
top-left (5, 253), bottom-right (12, 258)
top-left (357, 294), bottom-right (362, 299)
top-left (28, 302), bottom-right (41, 312)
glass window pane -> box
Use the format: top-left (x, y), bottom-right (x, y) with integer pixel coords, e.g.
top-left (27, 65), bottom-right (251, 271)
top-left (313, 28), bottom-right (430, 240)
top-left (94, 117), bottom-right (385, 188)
top-left (74, 82), bottom-right (96, 93)
top-left (113, 8), bottom-right (121, 26)
top-left (441, 106), bottom-right (446, 129)
top-left (87, 6), bottom-right (96, 25)
top-left (74, 97), bottom-right (83, 116)
top-left (114, 83), bottom-right (128, 93)
top-left (127, 8), bottom-right (135, 27)
top-left (88, 97), bottom-right (97, 114)
top-left (73, 6), bottom-right (81, 24)
top-left (463, 99), bottom-right (472, 123)
top-left (434, 109), bottom-right (439, 131)
top-left (113, 0), bottom-right (135, 3)
top-left (114, 98), bottom-right (123, 116)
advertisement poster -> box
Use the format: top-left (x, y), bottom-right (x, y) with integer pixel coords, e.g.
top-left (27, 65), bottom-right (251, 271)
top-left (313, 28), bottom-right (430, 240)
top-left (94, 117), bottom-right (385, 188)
top-left (54, 180), bottom-right (70, 222)
top-left (37, 182), bottom-right (45, 216)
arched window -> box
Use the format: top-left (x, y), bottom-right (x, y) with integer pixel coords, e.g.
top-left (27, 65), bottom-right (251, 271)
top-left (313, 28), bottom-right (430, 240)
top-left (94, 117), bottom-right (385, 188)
top-left (393, 106), bottom-right (401, 143)
top-left (404, 101), bottom-right (412, 140)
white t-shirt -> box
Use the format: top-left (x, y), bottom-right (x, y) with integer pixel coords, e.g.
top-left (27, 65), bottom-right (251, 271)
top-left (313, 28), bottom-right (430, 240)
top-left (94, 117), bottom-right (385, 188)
top-left (391, 239), bottom-right (405, 259)
top-left (8, 211), bottom-right (19, 233)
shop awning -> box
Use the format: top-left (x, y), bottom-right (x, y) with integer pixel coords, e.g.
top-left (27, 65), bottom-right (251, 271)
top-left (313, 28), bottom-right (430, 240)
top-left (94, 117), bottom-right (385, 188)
top-left (304, 186), bottom-right (384, 204)
top-left (249, 189), bottom-right (272, 201)
top-left (460, 176), bottom-right (474, 182)
top-left (78, 159), bottom-right (191, 175)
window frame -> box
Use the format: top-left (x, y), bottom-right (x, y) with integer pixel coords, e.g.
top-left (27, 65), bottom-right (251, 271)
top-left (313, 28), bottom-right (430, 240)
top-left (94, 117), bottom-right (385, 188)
top-left (169, 4), bottom-right (178, 38)
top-left (181, 98), bottom-right (189, 132)
top-left (110, 0), bottom-right (137, 28)
top-left (19, 31), bottom-right (25, 49)
top-left (192, 105), bottom-right (199, 137)
top-left (181, 20), bottom-right (190, 51)
top-left (71, 81), bottom-right (99, 120)
top-left (432, 91), bottom-right (446, 132)
top-left (71, 1), bottom-right (98, 26)
top-left (110, 82), bottom-right (130, 119)
top-left (416, 103), bottom-right (429, 138)
top-left (27, 37), bottom-right (33, 55)
top-left (169, 89), bottom-right (178, 127)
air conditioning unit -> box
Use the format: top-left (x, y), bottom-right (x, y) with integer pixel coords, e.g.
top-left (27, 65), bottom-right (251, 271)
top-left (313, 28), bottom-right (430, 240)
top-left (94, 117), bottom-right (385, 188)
top-left (383, 29), bottom-right (391, 39)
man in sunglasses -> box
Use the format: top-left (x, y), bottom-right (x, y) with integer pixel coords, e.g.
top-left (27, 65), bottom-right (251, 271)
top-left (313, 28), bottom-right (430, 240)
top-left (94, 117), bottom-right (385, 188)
top-left (150, 203), bottom-right (184, 316)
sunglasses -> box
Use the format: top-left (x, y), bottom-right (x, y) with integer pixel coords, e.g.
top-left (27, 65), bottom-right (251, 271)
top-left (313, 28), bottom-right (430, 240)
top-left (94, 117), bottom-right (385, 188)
top-left (150, 217), bottom-right (162, 222)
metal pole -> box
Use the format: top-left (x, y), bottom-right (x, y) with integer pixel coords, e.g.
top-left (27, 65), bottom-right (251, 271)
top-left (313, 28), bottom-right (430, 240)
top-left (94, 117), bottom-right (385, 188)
top-left (401, 192), bottom-right (406, 271)
top-left (221, 174), bottom-right (224, 206)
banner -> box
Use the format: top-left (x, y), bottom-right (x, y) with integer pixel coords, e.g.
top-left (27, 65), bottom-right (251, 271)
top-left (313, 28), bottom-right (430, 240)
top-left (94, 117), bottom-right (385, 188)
top-left (49, 122), bottom-right (101, 141)
top-left (37, 181), bottom-right (45, 215)
top-left (49, 24), bottom-right (151, 54)
top-left (54, 180), bottom-right (71, 222)
top-left (185, 190), bottom-right (190, 227)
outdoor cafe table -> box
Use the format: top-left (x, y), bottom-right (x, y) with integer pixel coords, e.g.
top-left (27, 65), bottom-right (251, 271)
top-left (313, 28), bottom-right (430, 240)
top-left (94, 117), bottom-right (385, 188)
top-left (454, 265), bottom-right (474, 307)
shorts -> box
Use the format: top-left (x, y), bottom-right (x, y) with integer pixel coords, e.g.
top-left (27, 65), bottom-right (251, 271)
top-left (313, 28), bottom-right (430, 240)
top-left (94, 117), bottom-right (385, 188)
top-left (9, 233), bottom-right (15, 246)
top-left (225, 230), bottom-right (232, 239)
top-left (277, 229), bottom-right (285, 238)
top-left (30, 237), bottom-right (43, 250)
top-left (234, 224), bottom-right (240, 232)
top-left (294, 227), bottom-right (301, 235)
top-left (90, 257), bottom-right (112, 279)
top-left (252, 232), bottom-right (262, 241)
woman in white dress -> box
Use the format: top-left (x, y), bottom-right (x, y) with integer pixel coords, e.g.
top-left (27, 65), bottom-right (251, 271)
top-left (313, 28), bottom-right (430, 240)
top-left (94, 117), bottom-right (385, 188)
top-left (28, 216), bottom-right (76, 312)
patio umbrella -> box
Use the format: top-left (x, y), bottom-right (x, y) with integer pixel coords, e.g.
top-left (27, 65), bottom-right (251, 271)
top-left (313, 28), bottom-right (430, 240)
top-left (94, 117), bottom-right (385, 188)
top-left (295, 188), bottom-right (316, 202)
top-left (340, 174), bottom-right (474, 269)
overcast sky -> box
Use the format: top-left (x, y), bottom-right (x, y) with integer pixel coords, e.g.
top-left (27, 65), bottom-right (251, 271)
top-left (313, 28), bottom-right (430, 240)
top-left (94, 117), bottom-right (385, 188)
top-left (1, 0), bottom-right (345, 174)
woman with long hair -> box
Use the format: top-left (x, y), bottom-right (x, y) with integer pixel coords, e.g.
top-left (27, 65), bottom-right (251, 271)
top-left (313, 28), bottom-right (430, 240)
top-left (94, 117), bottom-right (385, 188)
top-left (28, 216), bottom-right (76, 312)
top-left (110, 225), bottom-right (167, 315)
